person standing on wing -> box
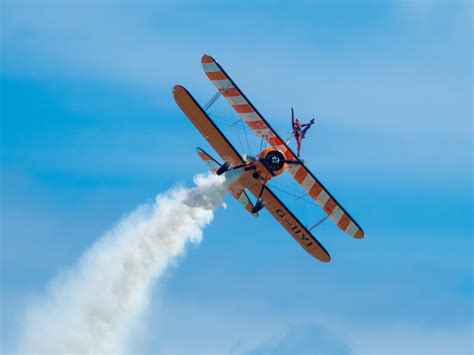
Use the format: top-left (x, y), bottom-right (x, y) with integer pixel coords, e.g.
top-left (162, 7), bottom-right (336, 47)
top-left (291, 108), bottom-right (315, 157)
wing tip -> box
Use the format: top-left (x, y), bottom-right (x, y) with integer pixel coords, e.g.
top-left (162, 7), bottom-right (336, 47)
top-left (202, 54), bottom-right (216, 64)
top-left (310, 238), bottom-right (331, 263)
top-left (319, 253), bottom-right (331, 263)
top-left (315, 250), bottom-right (331, 263)
top-left (172, 84), bottom-right (185, 95)
top-left (354, 229), bottom-right (365, 239)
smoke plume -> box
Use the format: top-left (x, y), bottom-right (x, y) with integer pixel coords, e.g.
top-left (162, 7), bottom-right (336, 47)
top-left (17, 173), bottom-right (227, 353)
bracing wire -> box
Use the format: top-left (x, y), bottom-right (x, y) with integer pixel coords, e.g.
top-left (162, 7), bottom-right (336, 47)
top-left (302, 186), bottom-right (308, 227)
top-left (218, 102), bottom-right (252, 156)
top-left (234, 121), bottom-right (245, 153)
top-left (241, 119), bottom-right (252, 155)
top-left (208, 115), bottom-right (244, 130)
top-left (206, 109), bottom-right (325, 230)
top-left (229, 106), bottom-right (245, 154)
top-left (267, 183), bottom-right (319, 208)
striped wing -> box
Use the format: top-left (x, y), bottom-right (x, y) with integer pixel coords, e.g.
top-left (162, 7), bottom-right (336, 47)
top-left (202, 55), bottom-right (279, 141)
top-left (201, 54), bottom-right (364, 239)
top-left (286, 164), bottom-right (364, 239)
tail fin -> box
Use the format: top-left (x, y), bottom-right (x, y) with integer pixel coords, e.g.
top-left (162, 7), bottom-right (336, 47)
top-left (195, 147), bottom-right (258, 217)
top-left (230, 189), bottom-right (258, 217)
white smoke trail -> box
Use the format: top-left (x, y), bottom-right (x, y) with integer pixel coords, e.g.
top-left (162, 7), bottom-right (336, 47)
top-left (17, 173), bottom-right (227, 353)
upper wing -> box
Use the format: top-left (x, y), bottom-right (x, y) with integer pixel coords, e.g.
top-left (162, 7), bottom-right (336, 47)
top-left (202, 55), bottom-right (280, 141)
top-left (201, 54), bottom-right (364, 239)
top-left (173, 85), bottom-right (244, 167)
top-left (247, 184), bottom-right (331, 262)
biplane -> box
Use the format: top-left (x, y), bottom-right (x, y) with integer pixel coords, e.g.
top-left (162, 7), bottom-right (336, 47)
top-left (173, 54), bottom-right (364, 262)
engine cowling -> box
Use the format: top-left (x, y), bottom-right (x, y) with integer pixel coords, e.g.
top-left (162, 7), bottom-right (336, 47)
top-left (259, 147), bottom-right (287, 176)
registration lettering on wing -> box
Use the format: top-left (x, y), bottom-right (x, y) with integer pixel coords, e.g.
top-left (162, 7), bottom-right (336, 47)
top-left (276, 209), bottom-right (314, 248)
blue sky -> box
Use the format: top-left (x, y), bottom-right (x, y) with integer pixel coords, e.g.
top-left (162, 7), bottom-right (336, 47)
top-left (1, 1), bottom-right (472, 353)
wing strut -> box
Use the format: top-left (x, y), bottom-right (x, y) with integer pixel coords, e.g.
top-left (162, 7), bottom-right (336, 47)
top-left (308, 214), bottom-right (331, 232)
top-left (203, 88), bottom-right (224, 111)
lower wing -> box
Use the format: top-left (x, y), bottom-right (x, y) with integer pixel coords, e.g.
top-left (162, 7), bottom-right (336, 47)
top-left (173, 85), bottom-right (244, 167)
top-left (247, 184), bottom-right (331, 263)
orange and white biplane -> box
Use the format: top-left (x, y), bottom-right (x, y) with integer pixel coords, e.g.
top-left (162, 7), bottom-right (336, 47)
top-left (173, 54), bottom-right (364, 262)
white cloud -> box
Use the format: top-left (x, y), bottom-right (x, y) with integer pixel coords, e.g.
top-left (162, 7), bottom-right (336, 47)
top-left (241, 323), bottom-right (351, 354)
top-left (1, 2), bottom-right (208, 107)
top-left (346, 322), bottom-right (473, 354)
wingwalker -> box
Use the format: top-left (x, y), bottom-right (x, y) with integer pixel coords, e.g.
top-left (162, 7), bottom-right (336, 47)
top-left (173, 54), bottom-right (364, 262)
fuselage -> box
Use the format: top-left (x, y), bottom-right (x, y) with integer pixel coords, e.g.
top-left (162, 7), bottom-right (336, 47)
top-left (224, 147), bottom-right (288, 193)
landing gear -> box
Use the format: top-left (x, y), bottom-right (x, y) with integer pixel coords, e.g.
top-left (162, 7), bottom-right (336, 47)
top-left (252, 182), bottom-right (267, 214)
top-left (216, 162), bottom-right (230, 175)
top-left (251, 200), bottom-right (265, 214)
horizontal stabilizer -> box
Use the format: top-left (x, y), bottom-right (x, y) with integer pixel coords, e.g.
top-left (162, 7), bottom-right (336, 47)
top-left (195, 147), bottom-right (257, 217)
top-left (196, 147), bottom-right (220, 173)
top-left (231, 189), bottom-right (258, 217)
